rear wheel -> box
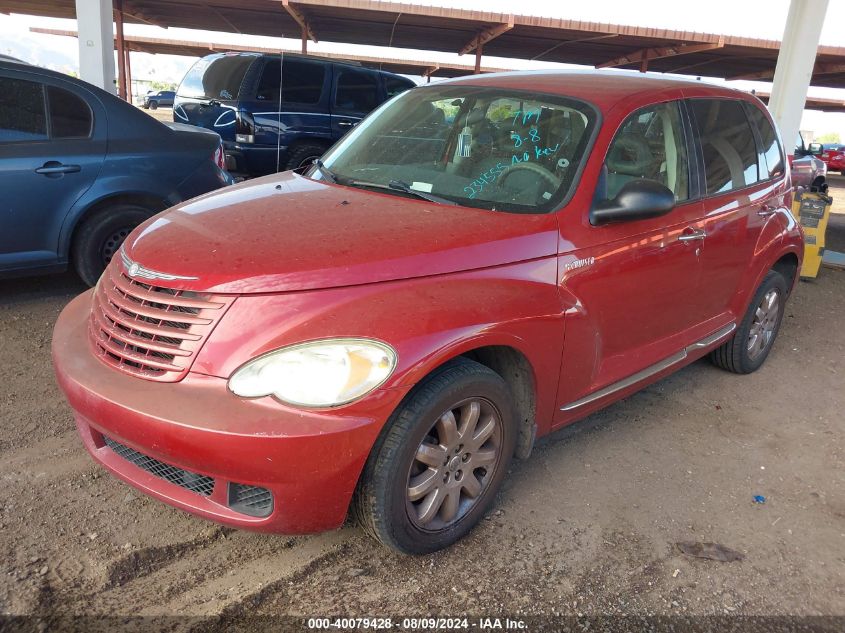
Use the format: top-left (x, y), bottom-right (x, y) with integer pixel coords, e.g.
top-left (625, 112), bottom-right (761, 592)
top-left (72, 204), bottom-right (153, 286)
top-left (710, 271), bottom-right (788, 374)
top-left (283, 143), bottom-right (326, 172)
top-left (354, 358), bottom-right (516, 554)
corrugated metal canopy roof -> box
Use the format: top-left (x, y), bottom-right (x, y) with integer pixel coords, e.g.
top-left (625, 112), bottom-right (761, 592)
top-left (6, 0), bottom-right (845, 88)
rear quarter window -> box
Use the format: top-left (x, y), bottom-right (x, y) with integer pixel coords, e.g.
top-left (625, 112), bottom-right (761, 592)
top-left (47, 85), bottom-right (92, 138)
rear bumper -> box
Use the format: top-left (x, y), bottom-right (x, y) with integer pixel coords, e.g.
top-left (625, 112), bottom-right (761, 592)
top-left (52, 291), bottom-right (408, 533)
top-left (223, 143), bottom-right (289, 176)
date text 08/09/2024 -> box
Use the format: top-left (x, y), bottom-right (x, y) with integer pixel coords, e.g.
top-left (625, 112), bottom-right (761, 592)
top-left (306, 617), bottom-right (528, 630)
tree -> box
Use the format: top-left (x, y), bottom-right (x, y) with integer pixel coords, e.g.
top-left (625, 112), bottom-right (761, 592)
top-left (815, 131), bottom-right (841, 144)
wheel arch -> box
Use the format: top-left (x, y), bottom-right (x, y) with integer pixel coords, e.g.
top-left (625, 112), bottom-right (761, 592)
top-left (772, 251), bottom-right (800, 293)
top-left (391, 336), bottom-right (542, 461)
top-left (62, 191), bottom-right (170, 262)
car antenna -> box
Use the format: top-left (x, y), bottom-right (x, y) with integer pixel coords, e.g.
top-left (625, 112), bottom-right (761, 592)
top-left (276, 51), bottom-right (283, 173)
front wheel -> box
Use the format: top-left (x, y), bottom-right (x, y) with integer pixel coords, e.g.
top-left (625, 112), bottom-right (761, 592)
top-left (710, 270), bottom-right (788, 374)
top-left (148, 100), bottom-right (158, 110)
top-left (354, 358), bottom-right (516, 554)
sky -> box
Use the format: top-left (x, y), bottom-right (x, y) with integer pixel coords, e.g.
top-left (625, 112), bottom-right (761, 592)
top-left (2, 0), bottom-right (844, 138)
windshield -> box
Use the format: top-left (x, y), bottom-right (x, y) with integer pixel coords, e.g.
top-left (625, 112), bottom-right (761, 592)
top-left (314, 85), bottom-right (598, 213)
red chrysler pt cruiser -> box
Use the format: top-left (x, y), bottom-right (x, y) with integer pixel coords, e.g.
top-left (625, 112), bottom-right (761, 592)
top-left (53, 71), bottom-right (803, 553)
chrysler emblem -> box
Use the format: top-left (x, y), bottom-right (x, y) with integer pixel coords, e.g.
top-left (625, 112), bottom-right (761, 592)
top-left (121, 249), bottom-right (199, 282)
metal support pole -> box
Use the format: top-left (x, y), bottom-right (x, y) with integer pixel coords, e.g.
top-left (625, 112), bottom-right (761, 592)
top-left (124, 48), bottom-right (132, 103)
top-left (114, 0), bottom-right (128, 100)
top-left (474, 38), bottom-right (482, 74)
top-left (301, 24), bottom-right (307, 54)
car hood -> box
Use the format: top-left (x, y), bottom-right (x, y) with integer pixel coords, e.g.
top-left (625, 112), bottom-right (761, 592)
top-left (122, 172), bottom-right (559, 294)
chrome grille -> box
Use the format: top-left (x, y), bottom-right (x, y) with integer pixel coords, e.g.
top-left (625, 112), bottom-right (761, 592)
top-left (89, 262), bottom-right (232, 382)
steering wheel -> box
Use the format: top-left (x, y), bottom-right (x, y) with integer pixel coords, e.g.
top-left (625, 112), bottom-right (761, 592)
top-left (497, 161), bottom-right (562, 190)
top-left (606, 134), bottom-right (653, 175)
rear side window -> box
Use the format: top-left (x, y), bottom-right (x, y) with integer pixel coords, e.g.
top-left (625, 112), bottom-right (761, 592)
top-left (385, 75), bottom-right (413, 98)
top-left (335, 68), bottom-right (379, 113)
top-left (690, 99), bottom-right (759, 194)
top-left (257, 58), bottom-right (325, 104)
top-left (48, 86), bottom-right (92, 138)
top-left (604, 101), bottom-right (689, 201)
top-left (746, 105), bottom-right (784, 180)
top-left (0, 77), bottom-right (47, 143)
top-left (178, 55), bottom-right (253, 100)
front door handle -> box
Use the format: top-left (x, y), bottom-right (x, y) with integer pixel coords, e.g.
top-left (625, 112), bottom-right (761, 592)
top-left (678, 228), bottom-right (706, 243)
top-left (337, 120), bottom-right (356, 128)
top-left (35, 161), bottom-right (81, 175)
top-left (757, 205), bottom-right (776, 217)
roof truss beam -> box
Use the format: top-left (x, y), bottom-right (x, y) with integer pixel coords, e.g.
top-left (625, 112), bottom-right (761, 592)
top-left (731, 61), bottom-right (845, 82)
top-left (281, 0), bottom-right (318, 43)
top-left (596, 38), bottom-right (725, 70)
top-left (459, 18), bottom-right (513, 56)
top-left (121, 0), bottom-right (166, 29)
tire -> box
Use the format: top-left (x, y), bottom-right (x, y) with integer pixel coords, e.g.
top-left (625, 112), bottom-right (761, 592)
top-left (709, 271), bottom-right (788, 374)
top-left (148, 100), bottom-right (158, 110)
top-left (353, 358), bottom-right (517, 554)
top-left (283, 143), bottom-right (326, 172)
top-left (72, 204), bottom-right (154, 287)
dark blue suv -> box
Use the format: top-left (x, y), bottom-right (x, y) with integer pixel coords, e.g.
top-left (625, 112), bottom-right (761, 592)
top-left (174, 53), bottom-right (415, 176)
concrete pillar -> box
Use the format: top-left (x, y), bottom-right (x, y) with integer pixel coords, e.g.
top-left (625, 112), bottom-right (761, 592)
top-left (768, 0), bottom-right (829, 148)
top-left (75, 0), bottom-right (115, 94)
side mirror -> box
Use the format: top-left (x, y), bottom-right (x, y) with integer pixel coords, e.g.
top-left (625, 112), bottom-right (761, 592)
top-left (808, 142), bottom-right (823, 155)
top-left (590, 179), bottom-right (675, 225)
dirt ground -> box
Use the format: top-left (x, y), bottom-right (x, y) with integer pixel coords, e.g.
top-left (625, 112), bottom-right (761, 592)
top-left (1, 177), bottom-right (843, 627)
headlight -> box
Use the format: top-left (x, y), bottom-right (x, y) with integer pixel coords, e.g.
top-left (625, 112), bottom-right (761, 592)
top-left (227, 338), bottom-right (397, 407)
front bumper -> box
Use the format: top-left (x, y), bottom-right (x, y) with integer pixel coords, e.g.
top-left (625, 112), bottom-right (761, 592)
top-left (52, 291), bottom-right (408, 533)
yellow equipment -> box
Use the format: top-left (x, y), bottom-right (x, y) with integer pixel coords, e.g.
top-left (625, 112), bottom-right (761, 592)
top-left (792, 190), bottom-right (833, 279)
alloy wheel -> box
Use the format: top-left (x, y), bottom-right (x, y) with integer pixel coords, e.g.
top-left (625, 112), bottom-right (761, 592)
top-left (405, 397), bottom-right (502, 531)
top-left (747, 288), bottom-right (780, 360)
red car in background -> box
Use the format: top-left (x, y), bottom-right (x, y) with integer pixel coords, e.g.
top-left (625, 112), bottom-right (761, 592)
top-left (53, 72), bottom-right (804, 554)
top-left (813, 142), bottom-right (845, 174)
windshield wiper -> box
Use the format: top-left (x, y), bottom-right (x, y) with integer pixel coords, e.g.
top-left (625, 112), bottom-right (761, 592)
top-left (314, 159), bottom-right (341, 184)
top-left (386, 179), bottom-right (458, 206)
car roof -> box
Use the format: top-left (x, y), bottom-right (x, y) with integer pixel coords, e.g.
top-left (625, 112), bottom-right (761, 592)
top-left (200, 51), bottom-right (410, 79)
top-left (434, 69), bottom-right (755, 111)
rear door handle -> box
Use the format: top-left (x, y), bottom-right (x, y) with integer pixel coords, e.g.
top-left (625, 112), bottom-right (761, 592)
top-left (757, 205), bottom-right (776, 217)
top-left (337, 120), bottom-right (356, 128)
top-left (35, 162), bottom-right (81, 175)
top-left (678, 228), bottom-right (706, 243)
